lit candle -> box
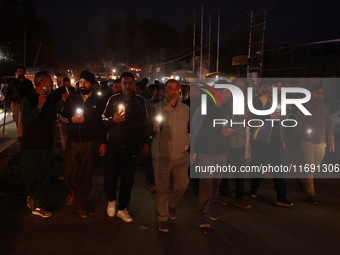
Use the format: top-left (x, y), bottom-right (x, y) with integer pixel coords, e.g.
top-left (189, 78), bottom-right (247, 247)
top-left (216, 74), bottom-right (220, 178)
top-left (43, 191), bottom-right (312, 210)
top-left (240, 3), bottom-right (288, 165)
top-left (118, 104), bottom-right (125, 115)
top-left (306, 129), bottom-right (312, 135)
top-left (76, 108), bottom-right (84, 117)
top-left (156, 115), bottom-right (163, 123)
top-left (97, 91), bottom-right (102, 96)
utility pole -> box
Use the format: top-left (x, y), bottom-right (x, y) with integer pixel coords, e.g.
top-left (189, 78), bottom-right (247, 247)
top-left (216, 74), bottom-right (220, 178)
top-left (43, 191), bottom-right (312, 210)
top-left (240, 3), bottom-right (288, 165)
top-left (260, 8), bottom-right (267, 76)
top-left (247, 10), bottom-right (253, 78)
top-left (200, 4), bottom-right (204, 79)
top-left (24, 24), bottom-right (27, 66)
top-left (193, 9), bottom-right (196, 73)
top-left (33, 42), bottom-right (42, 67)
top-left (247, 8), bottom-right (266, 77)
top-left (208, 11), bottom-right (211, 73)
top-left (216, 6), bottom-right (220, 73)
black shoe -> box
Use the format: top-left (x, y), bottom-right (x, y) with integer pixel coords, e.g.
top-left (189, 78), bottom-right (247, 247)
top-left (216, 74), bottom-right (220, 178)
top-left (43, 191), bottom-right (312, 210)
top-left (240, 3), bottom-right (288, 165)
top-left (169, 206), bottom-right (176, 220)
top-left (220, 196), bottom-right (228, 206)
top-left (209, 211), bottom-right (220, 221)
top-left (276, 198), bottom-right (293, 207)
top-left (307, 196), bottom-right (319, 205)
top-left (199, 219), bottom-right (211, 228)
top-left (79, 208), bottom-right (88, 219)
top-left (249, 191), bottom-right (257, 198)
top-left (235, 199), bottom-right (252, 209)
top-left (158, 221), bottom-right (169, 233)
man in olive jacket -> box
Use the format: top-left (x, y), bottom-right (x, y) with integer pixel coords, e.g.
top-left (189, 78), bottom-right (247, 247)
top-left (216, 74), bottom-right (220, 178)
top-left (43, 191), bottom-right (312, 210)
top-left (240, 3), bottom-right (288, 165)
top-left (150, 79), bottom-right (190, 233)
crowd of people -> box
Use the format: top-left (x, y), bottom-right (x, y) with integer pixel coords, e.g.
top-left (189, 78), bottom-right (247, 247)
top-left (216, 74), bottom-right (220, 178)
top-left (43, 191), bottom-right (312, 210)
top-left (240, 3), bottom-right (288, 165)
top-left (2, 66), bottom-right (335, 232)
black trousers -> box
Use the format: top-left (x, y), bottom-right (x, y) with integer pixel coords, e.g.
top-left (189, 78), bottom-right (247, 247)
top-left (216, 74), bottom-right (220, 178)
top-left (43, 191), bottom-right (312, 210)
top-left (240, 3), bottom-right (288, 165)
top-left (103, 144), bottom-right (138, 210)
top-left (219, 147), bottom-right (245, 200)
top-left (63, 139), bottom-right (99, 208)
top-left (20, 148), bottom-right (53, 208)
top-left (250, 140), bottom-right (287, 199)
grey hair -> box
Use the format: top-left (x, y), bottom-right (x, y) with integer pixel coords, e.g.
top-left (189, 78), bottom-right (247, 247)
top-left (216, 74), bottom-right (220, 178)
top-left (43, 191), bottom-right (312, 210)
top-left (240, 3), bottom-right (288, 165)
top-left (34, 71), bottom-right (50, 87)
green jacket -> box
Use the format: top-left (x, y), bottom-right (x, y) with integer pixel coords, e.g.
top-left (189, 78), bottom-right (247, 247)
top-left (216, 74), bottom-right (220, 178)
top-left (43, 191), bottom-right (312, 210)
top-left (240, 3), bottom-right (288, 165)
top-left (151, 97), bottom-right (190, 161)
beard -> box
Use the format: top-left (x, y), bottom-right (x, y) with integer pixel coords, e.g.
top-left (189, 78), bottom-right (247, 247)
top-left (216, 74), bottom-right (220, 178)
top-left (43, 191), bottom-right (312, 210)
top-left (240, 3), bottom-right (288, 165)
top-left (80, 86), bottom-right (93, 95)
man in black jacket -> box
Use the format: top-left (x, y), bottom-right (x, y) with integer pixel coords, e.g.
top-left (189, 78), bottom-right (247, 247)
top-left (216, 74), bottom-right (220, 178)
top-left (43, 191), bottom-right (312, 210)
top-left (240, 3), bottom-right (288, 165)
top-left (20, 71), bottom-right (67, 218)
top-left (102, 72), bottom-right (149, 223)
top-left (191, 82), bottom-right (235, 228)
top-left (4, 66), bottom-right (34, 143)
top-left (61, 70), bottom-right (107, 219)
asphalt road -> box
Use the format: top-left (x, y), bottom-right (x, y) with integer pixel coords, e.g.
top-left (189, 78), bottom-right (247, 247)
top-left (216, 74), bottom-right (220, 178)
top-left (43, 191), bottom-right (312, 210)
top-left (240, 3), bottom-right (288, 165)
top-left (0, 114), bottom-right (340, 255)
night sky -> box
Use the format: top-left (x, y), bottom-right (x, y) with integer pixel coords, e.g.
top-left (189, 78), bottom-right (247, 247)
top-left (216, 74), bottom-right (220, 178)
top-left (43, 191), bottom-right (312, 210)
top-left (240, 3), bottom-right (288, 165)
top-left (31, 0), bottom-right (340, 58)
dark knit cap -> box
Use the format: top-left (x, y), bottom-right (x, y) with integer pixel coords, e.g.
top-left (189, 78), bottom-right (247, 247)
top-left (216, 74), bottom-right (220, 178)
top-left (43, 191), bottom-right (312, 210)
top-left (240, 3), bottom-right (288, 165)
top-left (80, 70), bottom-right (95, 85)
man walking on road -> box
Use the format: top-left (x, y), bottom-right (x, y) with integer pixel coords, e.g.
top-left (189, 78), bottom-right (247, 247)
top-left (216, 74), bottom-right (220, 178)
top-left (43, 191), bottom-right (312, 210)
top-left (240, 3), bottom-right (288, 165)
top-left (296, 84), bottom-right (335, 204)
top-left (61, 70), bottom-right (107, 219)
top-left (102, 72), bottom-right (149, 223)
top-left (20, 71), bottom-right (67, 218)
top-left (150, 79), bottom-right (190, 232)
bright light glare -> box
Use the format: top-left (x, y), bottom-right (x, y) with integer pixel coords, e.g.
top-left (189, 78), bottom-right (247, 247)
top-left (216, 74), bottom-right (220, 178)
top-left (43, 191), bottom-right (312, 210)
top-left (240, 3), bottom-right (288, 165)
top-left (76, 108), bottom-right (84, 115)
top-left (156, 115), bottom-right (163, 123)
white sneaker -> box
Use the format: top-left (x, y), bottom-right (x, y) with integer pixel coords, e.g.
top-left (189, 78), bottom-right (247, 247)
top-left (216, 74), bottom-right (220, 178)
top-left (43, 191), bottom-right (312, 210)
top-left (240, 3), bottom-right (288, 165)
top-left (107, 201), bottom-right (116, 217)
top-left (32, 207), bottom-right (52, 218)
top-left (117, 209), bottom-right (133, 223)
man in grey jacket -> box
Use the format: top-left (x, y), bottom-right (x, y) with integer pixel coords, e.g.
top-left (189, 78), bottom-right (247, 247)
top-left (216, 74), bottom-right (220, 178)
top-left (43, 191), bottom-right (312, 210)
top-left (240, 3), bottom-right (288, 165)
top-left (296, 84), bottom-right (335, 205)
top-left (150, 79), bottom-right (190, 233)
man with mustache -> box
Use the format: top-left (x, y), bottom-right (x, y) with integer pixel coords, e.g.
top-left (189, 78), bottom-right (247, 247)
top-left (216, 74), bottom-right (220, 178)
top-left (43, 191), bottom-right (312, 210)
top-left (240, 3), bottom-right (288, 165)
top-left (150, 79), bottom-right (190, 232)
top-left (102, 72), bottom-right (149, 223)
top-left (61, 70), bottom-right (107, 219)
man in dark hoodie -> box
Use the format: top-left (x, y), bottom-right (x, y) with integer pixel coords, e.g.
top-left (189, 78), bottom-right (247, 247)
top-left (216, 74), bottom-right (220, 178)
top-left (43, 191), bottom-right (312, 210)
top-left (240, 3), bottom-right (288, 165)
top-left (61, 70), bottom-right (107, 219)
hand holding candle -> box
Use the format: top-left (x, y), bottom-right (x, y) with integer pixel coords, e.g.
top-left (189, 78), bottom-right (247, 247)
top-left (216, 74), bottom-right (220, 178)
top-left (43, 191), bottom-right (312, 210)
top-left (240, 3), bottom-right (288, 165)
top-left (113, 104), bottom-right (126, 123)
top-left (72, 107), bottom-right (85, 123)
top-left (118, 104), bottom-right (125, 116)
top-left (76, 108), bottom-right (84, 117)
top-left (306, 128), bottom-right (312, 138)
top-left (156, 115), bottom-right (163, 123)
top-left (154, 114), bottom-right (163, 132)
